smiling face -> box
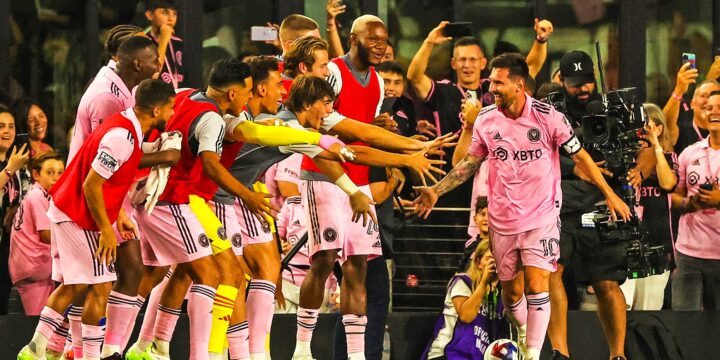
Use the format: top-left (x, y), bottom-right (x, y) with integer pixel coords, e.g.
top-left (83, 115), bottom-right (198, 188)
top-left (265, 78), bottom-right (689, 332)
top-left (473, 206), bottom-right (489, 235)
top-left (488, 67), bottom-right (524, 110)
top-left (563, 80), bottom-right (596, 104)
top-left (452, 45), bottom-right (486, 87)
top-left (705, 93), bottom-right (720, 132)
top-left (26, 105), bottom-right (48, 141)
top-left (353, 22), bottom-right (389, 67)
top-left (0, 112), bottom-right (16, 154)
top-left (379, 71), bottom-right (405, 98)
top-left (259, 70), bottom-right (287, 115)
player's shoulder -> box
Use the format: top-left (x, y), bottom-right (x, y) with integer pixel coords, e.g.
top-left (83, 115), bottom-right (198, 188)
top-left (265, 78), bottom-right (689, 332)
top-left (530, 98), bottom-right (555, 115)
top-left (477, 104), bottom-right (498, 121)
top-left (678, 140), bottom-right (706, 163)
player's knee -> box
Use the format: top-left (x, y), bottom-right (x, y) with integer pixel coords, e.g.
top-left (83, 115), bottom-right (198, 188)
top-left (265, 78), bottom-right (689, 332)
top-left (310, 251), bottom-right (336, 274)
top-left (525, 277), bottom-right (549, 294)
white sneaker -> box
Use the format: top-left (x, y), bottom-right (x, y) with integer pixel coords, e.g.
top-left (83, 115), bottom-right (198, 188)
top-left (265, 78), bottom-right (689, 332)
top-left (517, 325), bottom-right (528, 360)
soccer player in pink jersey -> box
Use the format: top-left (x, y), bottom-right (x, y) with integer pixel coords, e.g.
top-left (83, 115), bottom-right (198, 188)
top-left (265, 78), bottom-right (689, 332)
top-left (17, 79), bottom-right (176, 360)
top-left (9, 153), bottom-right (64, 315)
top-left (670, 90), bottom-right (720, 310)
top-left (414, 53), bottom-right (631, 360)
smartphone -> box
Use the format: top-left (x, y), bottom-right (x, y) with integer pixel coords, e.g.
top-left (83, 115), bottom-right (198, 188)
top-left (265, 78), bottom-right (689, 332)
top-left (379, 97), bottom-right (397, 114)
top-left (699, 183), bottom-right (714, 191)
top-left (251, 26), bottom-right (278, 42)
top-left (682, 53), bottom-right (696, 70)
top-left (442, 22), bottom-right (473, 37)
top-left (12, 133), bottom-right (30, 153)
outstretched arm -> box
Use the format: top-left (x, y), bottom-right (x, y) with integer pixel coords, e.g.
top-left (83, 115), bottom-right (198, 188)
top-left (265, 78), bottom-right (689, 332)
top-left (571, 149), bottom-right (631, 221)
top-left (526, 19), bottom-right (554, 78)
top-left (413, 154), bottom-right (484, 218)
top-left (407, 21), bottom-right (453, 101)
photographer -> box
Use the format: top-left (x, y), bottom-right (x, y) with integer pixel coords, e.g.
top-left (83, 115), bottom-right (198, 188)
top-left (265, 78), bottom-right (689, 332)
top-left (544, 51), bottom-right (654, 360)
top-left (670, 91), bottom-right (720, 311)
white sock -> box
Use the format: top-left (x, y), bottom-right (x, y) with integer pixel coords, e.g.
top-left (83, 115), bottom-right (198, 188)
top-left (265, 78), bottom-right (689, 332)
top-left (153, 339), bottom-right (170, 355)
top-left (526, 348), bottom-right (541, 360)
top-left (101, 344), bottom-right (120, 357)
top-left (348, 352), bottom-right (366, 360)
top-left (249, 353), bottom-right (266, 360)
top-left (208, 352), bottom-right (224, 360)
top-left (294, 340), bottom-right (311, 355)
top-left (30, 331), bottom-right (50, 356)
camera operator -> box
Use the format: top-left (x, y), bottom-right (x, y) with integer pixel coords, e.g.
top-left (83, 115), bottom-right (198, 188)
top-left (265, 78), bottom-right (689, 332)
top-left (670, 91), bottom-right (720, 311)
top-left (544, 51), bottom-right (654, 360)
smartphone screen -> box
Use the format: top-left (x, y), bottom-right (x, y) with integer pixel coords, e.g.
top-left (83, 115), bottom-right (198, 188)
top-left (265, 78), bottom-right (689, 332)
top-left (12, 133), bottom-right (30, 153)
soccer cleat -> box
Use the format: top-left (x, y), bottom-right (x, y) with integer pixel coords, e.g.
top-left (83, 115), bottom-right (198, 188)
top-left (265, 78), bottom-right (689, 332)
top-left (550, 350), bottom-right (570, 360)
top-left (101, 353), bottom-right (123, 360)
top-left (45, 350), bottom-right (62, 360)
top-left (125, 343), bottom-right (152, 360)
top-left (17, 345), bottom-right (45, 360)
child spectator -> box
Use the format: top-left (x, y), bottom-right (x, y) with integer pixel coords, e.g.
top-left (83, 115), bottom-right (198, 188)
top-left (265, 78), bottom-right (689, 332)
top-left (145, 0), bottom-right (185, 88)
top-left (9, 152), bottom-right (64, 315)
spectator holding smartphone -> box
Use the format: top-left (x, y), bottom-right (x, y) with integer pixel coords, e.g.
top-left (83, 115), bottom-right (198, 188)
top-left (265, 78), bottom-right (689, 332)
top-left (9, 153), bottom-right (64, 315)
top-left (11, 97), bottom-right (54, 157)
top-left (671, 90), bottom-right (720, 310)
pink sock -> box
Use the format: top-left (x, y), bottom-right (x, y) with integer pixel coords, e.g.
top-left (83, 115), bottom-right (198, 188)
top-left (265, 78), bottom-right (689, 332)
top-left (36, 306), bottom-right (65, 341)
top-left (68, 306), bottom-right (84, 359)
top-left (47, 318), bottom-right (70, 353)
top-left (105, 291), bottom-right (137, 347)
top-left (342, 314), bottom-right (367, 355)
top-left (526, 292), bottom-right (551, 351)
top-left (507, 295), bottom-right (528, 327)
top-left (227, 321), bottom-right (250, 360)
top-left (154, 305), bottom-right (181, 342)
top-left (296, 307), bottom-right (320, 343)
top-left (187, 284), bottom-right (216, 360)
top-left (139, 288), bottom-right (162, 343)
top-left (81, 323), bottom-right (104, 359)
top-left (247, 279), bottom-right (276, 354)
top-left (120, 295), bottom-right (145, 351)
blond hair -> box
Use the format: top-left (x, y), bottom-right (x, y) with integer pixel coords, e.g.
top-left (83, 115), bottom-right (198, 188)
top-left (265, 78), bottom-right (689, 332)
top-left (643, 103), bottom-right (672, 152)
top-left (463, 238), bottom-right (491, 291)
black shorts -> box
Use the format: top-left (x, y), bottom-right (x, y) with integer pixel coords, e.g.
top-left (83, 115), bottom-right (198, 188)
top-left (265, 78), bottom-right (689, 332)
top-left (559, 214), bottom-right (627, 285)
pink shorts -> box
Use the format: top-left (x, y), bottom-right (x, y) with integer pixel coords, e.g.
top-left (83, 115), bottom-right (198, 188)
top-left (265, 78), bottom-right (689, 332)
top-left (51, 221), bottom-right (117, 285)
top-left (235, 198), bottom-right (274, 246)
top-left (301, 181), bottom-right (382, 263)
top-left (489, 219), bottom-right (561, 281)
top-left (210, 201), bottom-right (244, 256)
top-left (135, 204), bottom-right (213, 267)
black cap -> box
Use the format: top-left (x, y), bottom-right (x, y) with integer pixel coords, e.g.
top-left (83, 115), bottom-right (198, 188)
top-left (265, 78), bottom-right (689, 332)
top-left (559, 51), bottom-right (595, 87)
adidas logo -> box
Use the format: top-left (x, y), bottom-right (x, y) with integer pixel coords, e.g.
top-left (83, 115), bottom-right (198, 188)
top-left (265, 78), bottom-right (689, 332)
top-left (493, 133), bottom-right (502, 140)
top-left (372, 241), bottom-right (381, 247)
top-left (692, 159), bottom-right (701, 166)
top-left (536, 307), bottom-right (543, 311)
top-left (293, 220), bottom-right (301, 226)
top-left (217, 315), bottom-right (232, 322)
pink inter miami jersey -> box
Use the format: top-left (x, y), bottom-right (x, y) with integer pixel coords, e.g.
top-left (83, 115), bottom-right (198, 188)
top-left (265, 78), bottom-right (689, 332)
top-left (467, 94), bottom-right (580, 234)
top-left (68, 66), bottom-right (134, 163)
top-left (9, 183), bottom-right (52, 284)
top-left (675, 137), bottom-right (720, 259)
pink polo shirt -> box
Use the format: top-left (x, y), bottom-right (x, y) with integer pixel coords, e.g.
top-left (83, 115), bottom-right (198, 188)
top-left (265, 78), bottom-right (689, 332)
top-left (9, 183), bottom-right (52, 284)
top-left (675, 137), bottom-right (720, 259)
top-left (467, 94), bottom-right (580, 234)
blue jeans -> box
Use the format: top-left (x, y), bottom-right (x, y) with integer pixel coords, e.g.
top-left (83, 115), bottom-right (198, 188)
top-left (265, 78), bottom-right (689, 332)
top-left (671, 251), bottom-right (720, 310)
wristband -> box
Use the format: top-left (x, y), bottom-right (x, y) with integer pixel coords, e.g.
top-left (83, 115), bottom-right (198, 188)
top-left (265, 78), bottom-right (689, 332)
top-left (3, 168), bottom-right (13, 178)
top-left (671, 92), bottom-right (683, 101)
top-left (335, 174), bottom-right (361, 196)
top-left (535, 35), bottom-right (548, 44)
top-left (319, 134), bottom-right (346, 151)
top-left (655, 147), bottom-right (664, 155)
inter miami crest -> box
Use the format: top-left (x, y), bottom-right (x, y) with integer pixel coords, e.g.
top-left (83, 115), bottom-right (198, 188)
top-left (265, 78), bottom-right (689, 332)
top-left (198, 234), bottom-right (210, 248)
top-left (688, 172), bottom-right (700, 186)
top-left (323, 228), bottom-right (338, 242)
top-left (217, 227), bottom-right (227, 240)
top-left (231, 233), bottom-right (242, 248)
top-left (527, 127), bottom-right (541, 142)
